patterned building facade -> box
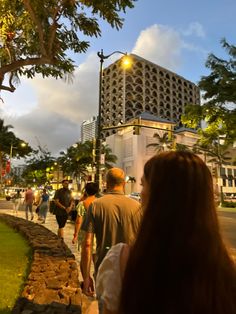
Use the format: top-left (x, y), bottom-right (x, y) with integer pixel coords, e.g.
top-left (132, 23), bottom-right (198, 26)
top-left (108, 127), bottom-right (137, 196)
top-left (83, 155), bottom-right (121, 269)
top-left (101, 54), bottom-right (200, 137)
top-left (81, 116), bottom-right (97, 143)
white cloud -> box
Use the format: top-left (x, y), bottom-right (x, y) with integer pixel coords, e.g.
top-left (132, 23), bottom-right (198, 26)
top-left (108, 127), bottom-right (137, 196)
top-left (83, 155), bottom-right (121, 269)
top-left (1, 78), bottom-right (37, 116)
top-left (3, 53), bottom-right (99, 155)
top-left (132, 24), bottom-right (182, 71)
top-left (11, 109), bottom-right (80, 151)
top-left (29, 53), bottom-right (99, 124)
top-left (182, 22), bottom-right (206, 38)
top-left (2, 23), bottom-right (206, 157)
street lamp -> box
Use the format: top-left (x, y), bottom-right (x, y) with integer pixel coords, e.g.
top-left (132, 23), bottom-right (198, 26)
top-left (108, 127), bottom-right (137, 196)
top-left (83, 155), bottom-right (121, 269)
top-left (95, 49), bottom-right (131, 189)
top-left (10, 142), bottom-right (26, 159)
top-left (9, 142), bottom-right (27, 171)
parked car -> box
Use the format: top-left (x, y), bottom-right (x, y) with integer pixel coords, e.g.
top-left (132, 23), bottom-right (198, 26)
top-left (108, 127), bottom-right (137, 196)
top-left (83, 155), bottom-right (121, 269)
top-left (127, 192), bottom-right (141, 202)
top-left (5, 187), bottom-right (26, 201)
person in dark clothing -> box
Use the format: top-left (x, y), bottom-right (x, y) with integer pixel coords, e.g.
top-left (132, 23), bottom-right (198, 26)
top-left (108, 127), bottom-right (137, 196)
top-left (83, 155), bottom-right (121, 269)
top-left (54, 179), bottom-right (74, 239)
top-left (38, 188), bottom-right (50, 223)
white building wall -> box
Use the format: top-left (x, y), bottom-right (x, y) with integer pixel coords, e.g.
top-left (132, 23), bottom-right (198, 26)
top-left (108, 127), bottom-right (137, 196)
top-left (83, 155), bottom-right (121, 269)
top-left (106, 120), bottom-right (176, 193)
top-left (106, 118), bottom-right (236, 197)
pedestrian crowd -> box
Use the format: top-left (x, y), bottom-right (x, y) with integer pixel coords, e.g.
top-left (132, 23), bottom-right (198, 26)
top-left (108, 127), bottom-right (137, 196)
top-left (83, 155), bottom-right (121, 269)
top-left (17, 151), bottom-right (236, 314)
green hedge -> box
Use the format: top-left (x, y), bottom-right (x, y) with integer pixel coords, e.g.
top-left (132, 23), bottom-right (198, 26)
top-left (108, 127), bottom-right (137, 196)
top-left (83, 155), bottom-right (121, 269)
top-left (221, 201), bottom-right (236, 208)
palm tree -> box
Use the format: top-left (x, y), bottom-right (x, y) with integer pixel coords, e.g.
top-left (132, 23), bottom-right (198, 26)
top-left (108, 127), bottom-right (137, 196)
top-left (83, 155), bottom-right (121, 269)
top-left (0, 119), bottom-right (14, 191)
top-left (175, 143), bottom-right (191, 152)
top-left (193, 137), bottom-right (232, 165)
top-left (193, 137), bottom-right (232, 204)
top-left (101, 144), bottom-right (117, 169)
top-left (146, 132), bottom-right (173, 153)
top-left (58, 140), bottom-right (118, 190)
top-left (0, 119), bottom-right (14, 153)
top-left (0, 119), bottom-right (33, 188)
top-left (205, 144), bottom-right (231, 165)
top-left (58, 142), bottom-right (90, 190)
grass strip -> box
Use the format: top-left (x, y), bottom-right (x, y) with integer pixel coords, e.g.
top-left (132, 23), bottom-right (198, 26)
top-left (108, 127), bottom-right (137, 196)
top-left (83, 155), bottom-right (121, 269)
top-left (0, 221), bottom-right (32, 314)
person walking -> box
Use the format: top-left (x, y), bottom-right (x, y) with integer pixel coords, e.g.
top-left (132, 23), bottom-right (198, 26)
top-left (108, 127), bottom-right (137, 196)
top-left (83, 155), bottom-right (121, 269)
top-left (72, 182), bottom-right (99, 252)
top-left (96, 151), bottom-right (236, 314)
top-left (12, 190), bottom-right (21, 215)
top-left (24, 186), bottom-right (35, 221)
top-left (38, 188), bottom-right (50, 223)
top-left (80, 167), bottom-right (142, 297)
top-left (54, 179), bottom-right (74, 239)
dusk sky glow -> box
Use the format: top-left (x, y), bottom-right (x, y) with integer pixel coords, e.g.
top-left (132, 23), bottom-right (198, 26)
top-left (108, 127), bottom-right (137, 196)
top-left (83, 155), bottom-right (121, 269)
top-left (1, 0), bottom-right (235, 158)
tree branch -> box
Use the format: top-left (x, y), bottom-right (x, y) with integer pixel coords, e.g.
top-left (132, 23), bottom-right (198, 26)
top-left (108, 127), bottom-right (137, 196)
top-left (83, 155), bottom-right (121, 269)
top-left (0, 57), bottom-right (55, 75)
top-left (0, 83), bottom-right (15, 92)
top-left (48, 7), bottom-right (61, 55)
top-left (22, 0), bottom-right (47, 56)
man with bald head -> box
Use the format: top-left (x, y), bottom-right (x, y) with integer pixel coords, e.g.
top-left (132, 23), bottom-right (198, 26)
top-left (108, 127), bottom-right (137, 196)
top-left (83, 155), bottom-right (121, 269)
top-left (80, 167), bottom-right (142, 296)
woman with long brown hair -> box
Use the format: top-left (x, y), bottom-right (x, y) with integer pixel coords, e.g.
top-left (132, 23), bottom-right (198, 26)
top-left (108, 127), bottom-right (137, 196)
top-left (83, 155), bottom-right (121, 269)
top-left (96, 151), bottom-right (236, 314)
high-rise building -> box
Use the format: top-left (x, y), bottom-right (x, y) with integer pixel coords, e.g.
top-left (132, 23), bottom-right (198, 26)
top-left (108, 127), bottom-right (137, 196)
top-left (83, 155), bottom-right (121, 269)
top-left (101, 54), bottom-right (200, 137)
top-left (81, 116), bottom-right (97, 143)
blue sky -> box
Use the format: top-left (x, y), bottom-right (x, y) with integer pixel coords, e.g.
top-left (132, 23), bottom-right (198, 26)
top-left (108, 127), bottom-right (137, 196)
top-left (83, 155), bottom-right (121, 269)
top-left (1, 0), bottom-right (235, 157)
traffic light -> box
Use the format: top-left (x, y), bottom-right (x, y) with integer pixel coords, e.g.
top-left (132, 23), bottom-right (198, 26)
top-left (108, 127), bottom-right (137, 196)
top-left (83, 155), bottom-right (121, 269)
top-left (133, 126), bottom-right (140, 135)
top-left (212, 167), bottom-right (217, 177)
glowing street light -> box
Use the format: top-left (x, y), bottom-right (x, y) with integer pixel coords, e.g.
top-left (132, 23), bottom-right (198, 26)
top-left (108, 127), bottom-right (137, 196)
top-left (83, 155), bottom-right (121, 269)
top-left (8, 141), bottom-right (27, 173)
top-left (95, 49), bottom-right (131, 189)
top-left (10, 141), bottom-right (27, 159)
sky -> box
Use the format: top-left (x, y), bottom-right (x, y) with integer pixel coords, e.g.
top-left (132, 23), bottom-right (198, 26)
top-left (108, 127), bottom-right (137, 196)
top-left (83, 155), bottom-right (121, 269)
top-left (1, 0), bottom-right (235, 160)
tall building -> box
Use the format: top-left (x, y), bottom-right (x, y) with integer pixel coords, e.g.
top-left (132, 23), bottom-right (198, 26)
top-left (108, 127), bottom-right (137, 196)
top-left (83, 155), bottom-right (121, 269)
top-left (81, 116), bottom-right (97, 143)
top-left (101, 54), bottom-right (200, 137)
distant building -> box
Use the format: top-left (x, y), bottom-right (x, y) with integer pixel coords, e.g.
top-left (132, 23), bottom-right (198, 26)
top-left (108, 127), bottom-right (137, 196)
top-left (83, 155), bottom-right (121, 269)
top-left (105, 112), bottom-right (198, 194)
top-left (12, 165), bottom-right (25, 178)
top-left (101, 54), bottom-right (200, 138)
top-left (81, 116), bottom-right (97, 143)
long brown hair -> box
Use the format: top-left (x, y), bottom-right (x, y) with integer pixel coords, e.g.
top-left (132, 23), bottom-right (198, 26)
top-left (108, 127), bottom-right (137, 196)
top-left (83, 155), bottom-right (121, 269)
top-left (119, 151), bottom-right (236, 314)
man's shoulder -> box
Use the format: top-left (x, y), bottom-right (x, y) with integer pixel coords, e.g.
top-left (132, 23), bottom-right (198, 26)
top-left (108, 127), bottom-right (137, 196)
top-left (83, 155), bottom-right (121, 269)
top-left (56, 188), bottom-right (69, 194)
top-left (54, 188), bottom-right (63, 197)
top-left (93, 193), bottom-right (115, 202)
top-left (25, 189), bottom-right (33, 195)
top-left (93, 192), bottom-right (140, 208)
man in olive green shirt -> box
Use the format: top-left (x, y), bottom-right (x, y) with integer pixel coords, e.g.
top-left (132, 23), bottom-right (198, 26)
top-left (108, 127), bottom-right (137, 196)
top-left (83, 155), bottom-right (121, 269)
top-left (81, 168), bottom-right (142, 296)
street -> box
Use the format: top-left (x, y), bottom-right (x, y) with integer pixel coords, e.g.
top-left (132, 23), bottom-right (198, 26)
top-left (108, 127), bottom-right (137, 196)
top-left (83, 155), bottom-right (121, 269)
top-left (218, 211), bottom-right (236, 255)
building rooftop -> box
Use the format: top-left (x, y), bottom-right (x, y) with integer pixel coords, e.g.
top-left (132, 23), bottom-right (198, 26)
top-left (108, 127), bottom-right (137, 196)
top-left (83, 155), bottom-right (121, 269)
top-left (174, 127), bottom-right (198, 134)
top-left (135, 112), bottom-right (175, 124)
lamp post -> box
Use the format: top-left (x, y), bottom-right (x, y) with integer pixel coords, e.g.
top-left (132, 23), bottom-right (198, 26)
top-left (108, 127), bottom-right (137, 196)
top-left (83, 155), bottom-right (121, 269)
top-left (95, 49), bottom-right (130, 189)
top-left (217, 135), bottom-right (226, 205)
top-left (9, 142), bottom-right (27, 172)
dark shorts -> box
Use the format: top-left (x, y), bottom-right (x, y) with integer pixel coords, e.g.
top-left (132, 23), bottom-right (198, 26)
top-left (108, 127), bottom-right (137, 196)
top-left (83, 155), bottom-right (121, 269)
top-left (56, 214), bottom-right (68, 228)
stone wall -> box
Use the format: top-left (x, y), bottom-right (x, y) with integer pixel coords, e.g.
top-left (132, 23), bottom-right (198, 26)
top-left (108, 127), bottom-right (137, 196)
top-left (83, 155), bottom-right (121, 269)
top-left (0, 214), bottom-right (91, 314)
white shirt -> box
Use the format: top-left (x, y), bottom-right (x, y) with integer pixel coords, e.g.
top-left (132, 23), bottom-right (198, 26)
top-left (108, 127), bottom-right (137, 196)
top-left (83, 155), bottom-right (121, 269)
top-left (96, 243), bottom-right (126, 312)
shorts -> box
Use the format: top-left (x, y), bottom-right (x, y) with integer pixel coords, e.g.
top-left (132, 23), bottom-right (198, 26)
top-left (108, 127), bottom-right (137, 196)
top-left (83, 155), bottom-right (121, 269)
top-left (56, 214), bottom-right (68, 228)
top-left (78, 231), bottom-right (97, 255)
